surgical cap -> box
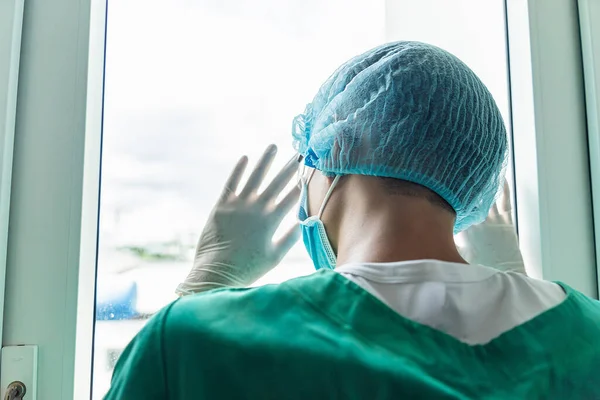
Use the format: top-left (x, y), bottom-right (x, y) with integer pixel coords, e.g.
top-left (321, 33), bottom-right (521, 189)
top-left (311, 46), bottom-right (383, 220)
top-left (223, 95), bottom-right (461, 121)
top-left (292, 41), bottom-right (508, 232)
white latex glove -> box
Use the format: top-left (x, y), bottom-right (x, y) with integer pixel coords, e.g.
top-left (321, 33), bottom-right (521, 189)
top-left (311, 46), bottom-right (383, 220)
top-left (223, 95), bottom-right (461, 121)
top-left (456, 181), bottom-right (527, 274)
top-left (176, 145), bottom-right (302, 296)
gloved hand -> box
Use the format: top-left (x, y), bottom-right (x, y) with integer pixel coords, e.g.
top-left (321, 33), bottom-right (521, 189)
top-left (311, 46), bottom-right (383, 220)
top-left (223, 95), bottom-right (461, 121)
top-left (456, 181), bottom-right (527, 274)
top-left (176, 145), bottom-right (302, 296)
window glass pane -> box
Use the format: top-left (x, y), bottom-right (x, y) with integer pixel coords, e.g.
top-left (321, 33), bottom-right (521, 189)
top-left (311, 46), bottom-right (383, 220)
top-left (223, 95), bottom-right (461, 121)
top-left (93, 1), bottom-right (509, 398)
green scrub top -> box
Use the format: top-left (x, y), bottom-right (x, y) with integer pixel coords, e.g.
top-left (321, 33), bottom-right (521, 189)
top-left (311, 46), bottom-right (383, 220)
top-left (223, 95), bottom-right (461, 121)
top-left (104, 269), bottom-right (600, 399)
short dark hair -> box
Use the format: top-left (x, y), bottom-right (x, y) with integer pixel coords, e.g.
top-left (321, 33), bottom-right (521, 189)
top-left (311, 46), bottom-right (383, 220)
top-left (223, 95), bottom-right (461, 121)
top-left (377, 177), bottom-right (455, 215)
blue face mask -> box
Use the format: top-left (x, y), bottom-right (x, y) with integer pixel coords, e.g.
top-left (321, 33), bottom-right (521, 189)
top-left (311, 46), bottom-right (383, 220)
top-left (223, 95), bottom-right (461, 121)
top-left (298, 170), bottom-right (340, 270)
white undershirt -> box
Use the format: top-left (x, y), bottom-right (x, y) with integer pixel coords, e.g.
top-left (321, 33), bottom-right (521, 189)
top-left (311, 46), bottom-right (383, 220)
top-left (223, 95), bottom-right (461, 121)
top-left (335, 260), bottom-right (566, 345)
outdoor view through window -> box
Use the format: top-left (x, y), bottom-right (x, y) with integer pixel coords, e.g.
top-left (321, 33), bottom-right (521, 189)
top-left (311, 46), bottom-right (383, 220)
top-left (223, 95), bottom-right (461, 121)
top-left (93, 0), bottom-right (509, 398)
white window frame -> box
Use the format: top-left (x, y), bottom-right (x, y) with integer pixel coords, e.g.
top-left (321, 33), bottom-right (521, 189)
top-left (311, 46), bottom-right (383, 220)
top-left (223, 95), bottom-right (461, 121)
top-left (2, 0), bottom-right (597, 397)
top-left (578, 0), bottom-right (600, 295)
top-left (0, 0), bottom-right (24, 347)
top-left (2, 0), bottom-right (105, 398)
top-left (507, 0), bottom-right (597, 297)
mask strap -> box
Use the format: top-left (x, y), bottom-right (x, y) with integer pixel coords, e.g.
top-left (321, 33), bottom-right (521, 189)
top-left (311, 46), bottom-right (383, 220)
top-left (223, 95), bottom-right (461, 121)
top-left (317, 175), bottom-right (341, 218)
top-left (305, 167), bottom-right (316, 184)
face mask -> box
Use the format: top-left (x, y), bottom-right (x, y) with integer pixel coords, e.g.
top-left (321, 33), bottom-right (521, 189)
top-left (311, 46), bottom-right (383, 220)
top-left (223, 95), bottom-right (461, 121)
top-left (298, 170), bottom-right (341, 270)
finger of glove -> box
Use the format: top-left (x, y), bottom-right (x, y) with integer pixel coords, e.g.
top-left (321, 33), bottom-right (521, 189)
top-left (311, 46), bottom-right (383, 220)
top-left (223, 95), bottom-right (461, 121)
top-left (496, 180), bottom-right (513, 225)
top-left (487, 179), bottom-right (512, 221)
top-left (273, 185), bottom-right (301, 219)
top-left (218, 156), bottom-right (249, 204)
top-left (499, 179), bottom-right (512, 213)
top-left (239, 144), bottom-right (277, 199)
top-left (273, 223), bottom-right (301, 261)
top-left (487, 202), bottom-right (500, 220)
top-left (260, 154), bottom-right (303, 202)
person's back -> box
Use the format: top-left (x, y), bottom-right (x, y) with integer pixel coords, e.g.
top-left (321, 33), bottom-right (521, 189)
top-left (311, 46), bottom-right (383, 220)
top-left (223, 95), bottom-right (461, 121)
top-left (107, 268), bottom-right (600, 399)
top-left (105, 41), bottom-right (600, 398)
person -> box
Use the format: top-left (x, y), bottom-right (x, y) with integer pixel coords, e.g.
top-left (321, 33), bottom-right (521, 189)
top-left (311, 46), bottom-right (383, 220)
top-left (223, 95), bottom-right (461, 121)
top-left (104, 41), bottom-right (600, 399)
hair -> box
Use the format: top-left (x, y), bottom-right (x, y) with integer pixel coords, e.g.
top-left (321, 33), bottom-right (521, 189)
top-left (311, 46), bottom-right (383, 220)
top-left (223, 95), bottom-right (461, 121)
top-left (378, 177), bottom-right (456, 215)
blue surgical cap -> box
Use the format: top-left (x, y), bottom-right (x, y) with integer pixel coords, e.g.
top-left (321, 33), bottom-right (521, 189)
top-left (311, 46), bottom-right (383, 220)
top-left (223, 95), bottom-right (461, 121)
top-left (292, 41), bottom-right (508, 232)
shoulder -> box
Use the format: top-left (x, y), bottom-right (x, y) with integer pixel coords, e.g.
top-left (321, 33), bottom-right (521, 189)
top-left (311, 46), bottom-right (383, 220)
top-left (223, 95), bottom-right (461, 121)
top-left (164, 272), bottom-right (334, 335)
top-left (556, 281), bottom-right (600, 315)
top-left (153, 272), bottom-right (340, 378)
top-left (171, 279), bottom-right (298, 319)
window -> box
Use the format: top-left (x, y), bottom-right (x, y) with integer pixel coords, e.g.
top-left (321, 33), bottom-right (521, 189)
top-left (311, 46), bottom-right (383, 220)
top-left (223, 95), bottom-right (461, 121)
top-left (93, 1), bottom-right (509, 397)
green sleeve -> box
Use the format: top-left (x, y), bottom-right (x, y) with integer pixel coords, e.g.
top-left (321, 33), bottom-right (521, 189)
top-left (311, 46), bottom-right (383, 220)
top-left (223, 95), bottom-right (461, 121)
top-left (104, 301), bottom-right (178, 400)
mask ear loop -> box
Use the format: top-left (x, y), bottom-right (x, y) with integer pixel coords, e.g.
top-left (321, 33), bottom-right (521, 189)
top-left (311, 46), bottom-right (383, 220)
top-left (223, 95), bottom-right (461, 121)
top-left (305, 167), bottom-right (316, 186)
top-left (317, 175), bottom-right (341, 219)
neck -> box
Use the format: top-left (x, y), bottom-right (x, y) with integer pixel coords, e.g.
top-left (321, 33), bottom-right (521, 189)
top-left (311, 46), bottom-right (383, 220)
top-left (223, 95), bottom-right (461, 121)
top-left (332, 195), bottom-right (467, 267)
